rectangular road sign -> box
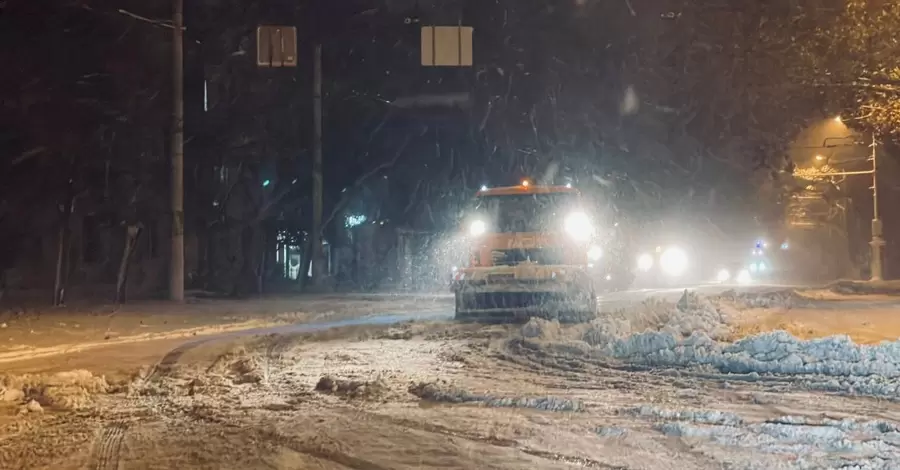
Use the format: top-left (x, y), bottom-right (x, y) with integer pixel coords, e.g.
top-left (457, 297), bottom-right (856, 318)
top-left (421, 26), bottom-right (473, 67)
top-left (257, 25), bottom-right (297, 67)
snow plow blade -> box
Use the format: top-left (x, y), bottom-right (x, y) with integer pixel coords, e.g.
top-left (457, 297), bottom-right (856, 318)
top-left (452, 266), bottom-right (597, 323)
top-left (454, 290), bottom-right (596, 323)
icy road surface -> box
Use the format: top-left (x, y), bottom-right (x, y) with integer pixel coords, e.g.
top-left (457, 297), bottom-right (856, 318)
top-left (3, 291), bottom-right (900, 469)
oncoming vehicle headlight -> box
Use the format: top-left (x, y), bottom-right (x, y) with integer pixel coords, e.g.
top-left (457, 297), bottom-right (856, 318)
top-left (637, 253), bottom-right (654, 272)
top-left (469, 219), bottom-right (487, 237)
top-left (748, 262), bottom-right (767, 273)
top-left (587, 245), bottom-right (603, 261)
top-left (564, 211), bottom-right (593, 241)
top-left (716, 269), bottom-right (730, 282)
top-left (736, 269), bottom-right (751, 284)
top-left (659, 247), bottom-right (688, 276)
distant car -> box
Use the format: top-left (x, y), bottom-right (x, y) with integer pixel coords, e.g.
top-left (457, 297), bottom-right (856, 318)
top-left (713, 260), bottom-right (748, 284)
top-left (632, 244), bottom-right (693, 287)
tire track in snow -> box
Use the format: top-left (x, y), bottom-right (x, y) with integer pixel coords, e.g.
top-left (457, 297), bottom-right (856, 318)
top-left (265, 332), bottom-right (300, 362)
top-left (139, 311), bottom-right (448, 385)
top-left (360, 411), bottom-right (626, 469)
top-left (91, 422), bottom-right (128, 470)
top-left (263, 333), bottom-right (302, 385)
top-left (280, 443), bottom-right (391, 470)
top-left (144, 335), bottom-right (220, 383)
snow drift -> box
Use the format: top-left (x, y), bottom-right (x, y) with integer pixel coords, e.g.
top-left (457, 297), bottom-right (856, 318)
top-left (530, 294), bottom-right (900, 398)
top-left (592, 327), bottom-right (900, 397)
top-left (628, 406), bottom-right (900, 469)
top-left (1, 369), bottom-right (109, 410)
top-left (583, 292), bottom-right (732, 346)
top-left (408, 381), bottom-right (583, 412)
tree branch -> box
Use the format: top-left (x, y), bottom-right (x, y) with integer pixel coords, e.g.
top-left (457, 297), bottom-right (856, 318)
top-left (321, 133), bottom-right (412, 232)
top-left (10, 146), bottom-right (46, 166)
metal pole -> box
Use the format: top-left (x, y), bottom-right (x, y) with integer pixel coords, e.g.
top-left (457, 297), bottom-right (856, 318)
top-left (310, 43), bottom-right (324, 286)
top-left (869, 132), bottom-right (884, 281)
top-left (170, 0), bottom-right (185, 301)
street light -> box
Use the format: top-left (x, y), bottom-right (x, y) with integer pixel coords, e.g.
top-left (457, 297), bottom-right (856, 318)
top-left (795, 134), bottom-right (884, 281)
top-left (826, 133), bottom-right (883, 280)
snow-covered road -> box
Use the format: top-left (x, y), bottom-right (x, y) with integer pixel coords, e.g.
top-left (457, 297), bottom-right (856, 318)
top-left (2, 290), bottom-right (900, 469)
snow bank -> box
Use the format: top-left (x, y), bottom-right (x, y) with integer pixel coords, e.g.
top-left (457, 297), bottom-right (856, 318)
top-left (408, 381), bottom-right (583, 412)
top-left (0, 386), bottom-right (24, 403)
top-left (584, 293), bottom-right (731, 346)
top-left (611, 330), bottom-right (900, 397)
top-left (207, 346), bottom-right (266, 385)
top-left (624, 405), bottom-right (743, 426)
top-left (578, 294), bottom-right (900, 397)
top-left (315, 375), bottom-right (388, 399)
top-left (1, 370), bottom-right (109, 410)
top-left (625, 406), bottom-right (899, 469)
top-left (594, 426), bottom-right (627, 437)
top-left (510, 293), bottom-right (900, 397)
top-left (521, 317), bottom-right (562, 340)
top-left (829, 279), bottom-right (900, 296)
top-left (713, 289), bottom-right (802, 309)
top-left (663, 417), bottom-right (896, 468)
top-left (599, 329), bottom-right (900, 396)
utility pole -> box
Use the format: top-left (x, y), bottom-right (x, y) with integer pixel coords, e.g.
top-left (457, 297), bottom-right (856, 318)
top-left (170, 0), bottom-right (185, 301)
top-left (799, 134), bottom-right (887, 281)
top-left (869, 132), bottom-right (884, 281)
top-left (310, 43), bottom-right (324, 286)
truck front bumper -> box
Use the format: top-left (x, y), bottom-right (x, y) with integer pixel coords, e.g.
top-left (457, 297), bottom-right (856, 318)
top-left (451, 265), bottom-right (595, 321)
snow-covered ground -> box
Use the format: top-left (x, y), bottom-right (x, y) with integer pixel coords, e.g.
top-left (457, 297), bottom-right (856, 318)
top-left (2, 292), bottom-right (900, 469)
top-left (0, 294), bottom-right (453, 364)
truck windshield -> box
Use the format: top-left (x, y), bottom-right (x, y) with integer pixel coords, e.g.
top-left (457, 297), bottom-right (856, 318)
top-left (476, 192), bottom-right (578, 232)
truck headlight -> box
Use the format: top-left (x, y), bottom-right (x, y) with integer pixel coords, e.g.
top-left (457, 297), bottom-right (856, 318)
top-left (564, 211), bottom-right (593, 241)
top-left (587, 245), bottom-right (603, 261)
top-left (716, 269), bottom-right (730, 282)
top-left (637, 253), bottom-right (654, 271)
top-left (660, 247), bottom-right (688, 276)
top-left (469, 219), bottom-right (487, 237)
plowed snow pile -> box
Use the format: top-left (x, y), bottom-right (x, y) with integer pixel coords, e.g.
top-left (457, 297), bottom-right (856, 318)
top-left (0, 369), bottom-right (109, 410)
top-left (408, 381), bottom-right (584, 412)
top-left (628, 405), bottom-right (900, 470)
top-left (712, 289), bottom-right (804, 309)
top-left (585, 292), bottom-right (732, 344)
top-left (525, 293), bottom-right (900, 398)
top-left (316, 375), bottom-right (389, 399)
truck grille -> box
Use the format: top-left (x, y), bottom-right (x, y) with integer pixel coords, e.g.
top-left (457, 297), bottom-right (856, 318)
top-left (491, 248), bottom-right (565, 266)
top-left (470, 292), bottom-right (568, 309)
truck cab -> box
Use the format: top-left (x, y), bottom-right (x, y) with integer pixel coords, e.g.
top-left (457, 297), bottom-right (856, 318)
top-left (451, 182), bottom-right (600, 322)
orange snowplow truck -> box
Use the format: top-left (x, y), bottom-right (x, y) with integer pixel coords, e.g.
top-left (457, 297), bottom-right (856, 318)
top-left (451, 182), bottom-right (600, 322)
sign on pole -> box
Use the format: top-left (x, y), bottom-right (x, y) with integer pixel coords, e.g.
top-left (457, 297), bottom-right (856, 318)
top-left (421, 26), bottom-right (473, 67)
top-left (257, 25), bottom-right (298, 67)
